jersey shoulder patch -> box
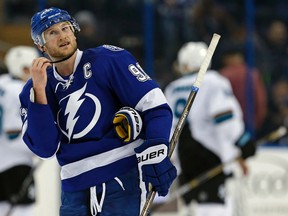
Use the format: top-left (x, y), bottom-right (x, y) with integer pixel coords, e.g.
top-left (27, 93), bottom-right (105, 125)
top-left (102, 44), bottom-right (124, 52)
top-left (84, 45), bottom-right (126, 59)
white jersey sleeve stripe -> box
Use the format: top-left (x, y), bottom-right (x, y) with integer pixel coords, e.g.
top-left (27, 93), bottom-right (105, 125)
top-left (135, 88), bottom-right (168, 112)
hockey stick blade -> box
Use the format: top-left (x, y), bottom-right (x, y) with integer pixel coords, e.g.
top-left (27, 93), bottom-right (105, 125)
top-left (140, 33), bottom-right (221, 216)
top-left (161, 125), bottom-right (288, 205)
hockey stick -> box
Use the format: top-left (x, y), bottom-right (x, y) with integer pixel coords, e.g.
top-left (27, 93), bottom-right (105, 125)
top-left (159, 126), bottom-right (288, 205)
top-left (140, 33), bottom-right (221, 216)
top-left (5, 159), bottom-right (43, 216)
top-left (256, 126), bottom-right (287, 146)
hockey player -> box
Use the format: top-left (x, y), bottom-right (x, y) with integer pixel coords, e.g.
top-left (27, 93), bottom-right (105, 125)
top-left (19, 7), bottom-right (177, 215)
top-left (164, 42), bottom-right (250, 216)
top-left (0, 46), bottom-right (39, 216)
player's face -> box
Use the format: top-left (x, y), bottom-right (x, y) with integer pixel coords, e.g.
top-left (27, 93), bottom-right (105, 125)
top-left (42, 22), bottom-right (77, 60)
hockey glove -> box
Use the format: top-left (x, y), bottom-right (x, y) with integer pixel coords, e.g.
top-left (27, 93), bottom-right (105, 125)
top-left (235, 131), bottom-right (256, 159)
top-left (113, 107), bottom-right (143, 142)
top-left (135, 138), bottom-right (177, 196)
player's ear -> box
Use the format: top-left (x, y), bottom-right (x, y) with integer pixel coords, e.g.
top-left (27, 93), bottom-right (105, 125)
top-left (37, 45), bottom-right (44, 52)
top-left (38, 45), bottom-right (48, 55)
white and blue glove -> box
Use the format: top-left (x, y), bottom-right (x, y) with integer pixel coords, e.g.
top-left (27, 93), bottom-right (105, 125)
top-left (135, 138), bottom-right (177, 196)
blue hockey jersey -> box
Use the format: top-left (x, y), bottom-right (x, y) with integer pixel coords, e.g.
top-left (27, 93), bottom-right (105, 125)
top-left (19, 45), bottom-right (172, 192)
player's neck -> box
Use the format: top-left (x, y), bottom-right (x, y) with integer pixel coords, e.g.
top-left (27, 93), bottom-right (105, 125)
top-left (54, 52), bottom-right (77, 76)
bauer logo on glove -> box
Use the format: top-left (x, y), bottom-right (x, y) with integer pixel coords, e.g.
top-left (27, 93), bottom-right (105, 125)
top-left (113, 107), bottom-right (143, 142)
top-left (137, 144), bottom-right (167, 164)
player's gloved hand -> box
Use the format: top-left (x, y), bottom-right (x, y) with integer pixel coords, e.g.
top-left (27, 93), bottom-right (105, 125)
top-left (113, 107), bottom-right (143, 142)
top-left (235, 130), bottom-right (256, 159)
top-left (135, 138), bottom-right (177, 196)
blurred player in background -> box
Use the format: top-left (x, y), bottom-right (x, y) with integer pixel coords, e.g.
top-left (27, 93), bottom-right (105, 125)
top-left (164, 41), bottom-right (255, 216)
top-left (0, 46), bottom-right (39, 216)
top-left (19, 7), bottom-right (177, 215)
top-left (219, 45), bottom-right (267, 138)
top-left (74, 10), bottom-right (102, 50)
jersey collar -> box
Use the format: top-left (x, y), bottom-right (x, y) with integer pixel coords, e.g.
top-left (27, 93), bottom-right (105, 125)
top-left (53, 49), bottom-right (83, 82)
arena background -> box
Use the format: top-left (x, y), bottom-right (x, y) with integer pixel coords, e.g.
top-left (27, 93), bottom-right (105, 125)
top-left (0, 1), bottom-right (288, 215)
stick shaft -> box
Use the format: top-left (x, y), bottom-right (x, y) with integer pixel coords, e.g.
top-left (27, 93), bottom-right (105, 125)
top-left (140, 33), bottom-right (221, 216)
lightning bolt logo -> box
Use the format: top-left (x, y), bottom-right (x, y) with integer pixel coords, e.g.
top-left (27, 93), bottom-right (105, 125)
top-left (57, 83), bottom-right (101, 141)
